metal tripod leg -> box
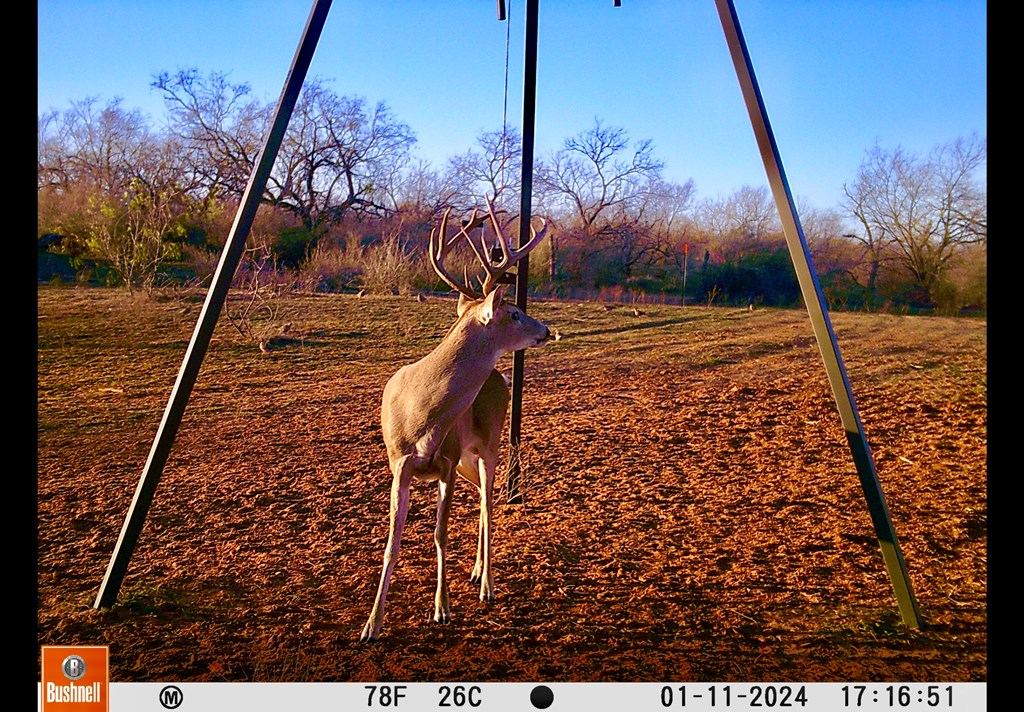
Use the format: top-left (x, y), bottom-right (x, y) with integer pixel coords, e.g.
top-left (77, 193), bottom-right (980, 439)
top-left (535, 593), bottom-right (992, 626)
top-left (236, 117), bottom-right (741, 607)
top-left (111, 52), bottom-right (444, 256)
top-left (93, 0), bottom-right (335, 609)
top-left (714, 0), bottom-right (923, 628)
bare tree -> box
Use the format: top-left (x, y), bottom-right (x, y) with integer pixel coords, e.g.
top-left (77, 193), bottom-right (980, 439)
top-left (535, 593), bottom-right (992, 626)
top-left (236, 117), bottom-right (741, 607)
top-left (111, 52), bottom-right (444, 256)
top-left (535, 119), bottom-right (667, 289)
top-left (842, 145), bottom-right (908, 295)
top-left (796, 202), bottom-right (859, 280)
top-left (153, 69), bottom-right (268, 201)
top-left (392, 161), bottom-right (460, 214)
top-left (646, 180), bottom-right (700, 291)
top-left (156, 71), bottom-right (417, 236)
top-left (598, 179), bottom-right (696, 286)
top-left (38, 97), bottom-right (154, 195)
top-left (842, 134), bottom-right (986, 305)
top-left (446, 127), bottom-right (523, 213)
top-left (269, 79), bottom-right (416, 233)
top-left (38, 109), bottom-right (65, 190)
top-left (38, 108), bottom-right (91, 246)
top-left (695, 185), bottom-right (782, 262)
top-left (930, 134), bottom-right (987, 247)
top-left (536, 118), bottom-right (664, 238)
top-left (792, 202), bottom-right (864, 307)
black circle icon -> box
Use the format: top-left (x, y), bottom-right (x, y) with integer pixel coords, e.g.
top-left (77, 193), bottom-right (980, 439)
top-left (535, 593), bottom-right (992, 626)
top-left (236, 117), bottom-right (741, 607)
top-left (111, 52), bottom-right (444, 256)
top-left (530, 685), bottom-right (554, 709)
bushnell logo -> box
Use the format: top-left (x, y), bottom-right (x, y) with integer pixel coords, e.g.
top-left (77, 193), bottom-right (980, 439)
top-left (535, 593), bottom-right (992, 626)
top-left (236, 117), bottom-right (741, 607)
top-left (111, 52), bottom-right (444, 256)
top-left (41, 646), bottom-right (109, 711)
top-left (62, 655), bottom-right (86, 681)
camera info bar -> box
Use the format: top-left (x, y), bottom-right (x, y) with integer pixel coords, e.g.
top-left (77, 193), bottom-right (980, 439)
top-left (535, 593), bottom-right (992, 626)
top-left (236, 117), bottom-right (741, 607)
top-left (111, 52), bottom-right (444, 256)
top-left (37, 681), bottom-right (986, 712)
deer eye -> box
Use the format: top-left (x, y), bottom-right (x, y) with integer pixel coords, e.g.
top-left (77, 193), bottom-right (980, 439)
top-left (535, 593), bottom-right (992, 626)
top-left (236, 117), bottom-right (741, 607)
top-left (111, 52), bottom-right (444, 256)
top-left (510, 312), bottom-right (520, 322)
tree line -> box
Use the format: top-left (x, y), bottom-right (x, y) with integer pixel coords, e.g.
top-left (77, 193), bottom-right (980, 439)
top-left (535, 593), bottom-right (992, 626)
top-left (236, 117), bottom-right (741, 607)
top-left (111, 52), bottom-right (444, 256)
top-left (37, 68), bottom-right (986, 314)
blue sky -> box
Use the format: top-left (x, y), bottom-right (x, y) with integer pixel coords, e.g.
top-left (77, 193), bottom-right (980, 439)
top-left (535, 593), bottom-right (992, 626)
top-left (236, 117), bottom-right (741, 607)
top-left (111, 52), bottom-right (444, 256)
top-left (37, 0), bottom-right (986, 212)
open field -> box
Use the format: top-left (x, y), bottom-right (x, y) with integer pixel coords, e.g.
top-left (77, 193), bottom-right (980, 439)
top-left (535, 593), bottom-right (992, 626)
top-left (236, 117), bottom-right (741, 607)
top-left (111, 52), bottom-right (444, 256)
top-left (37, 286), bottom-right (986, 682)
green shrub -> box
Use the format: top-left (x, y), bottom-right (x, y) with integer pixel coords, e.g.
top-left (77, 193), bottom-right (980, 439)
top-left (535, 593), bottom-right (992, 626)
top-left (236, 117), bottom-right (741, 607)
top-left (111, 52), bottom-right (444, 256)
top-left (273, 227), bottom-right (318, 270)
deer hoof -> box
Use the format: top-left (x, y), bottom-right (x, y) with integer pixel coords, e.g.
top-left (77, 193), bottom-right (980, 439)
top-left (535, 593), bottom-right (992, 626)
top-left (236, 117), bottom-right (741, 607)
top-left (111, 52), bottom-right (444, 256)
top-left (359, 622), bottom-right (380, 643)
top-left (433, 610), bottom-right (451, 624)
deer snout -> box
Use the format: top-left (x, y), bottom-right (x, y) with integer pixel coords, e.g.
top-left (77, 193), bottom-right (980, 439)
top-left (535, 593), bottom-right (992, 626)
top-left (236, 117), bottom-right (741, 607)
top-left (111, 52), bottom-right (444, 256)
top-left (536, 326), bottom-right (551, 345)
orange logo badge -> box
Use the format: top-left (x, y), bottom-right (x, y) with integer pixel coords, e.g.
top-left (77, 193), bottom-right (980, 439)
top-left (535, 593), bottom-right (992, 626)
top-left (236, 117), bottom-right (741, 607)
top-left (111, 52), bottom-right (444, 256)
top-left (40, 646), bottom-right (109, 712)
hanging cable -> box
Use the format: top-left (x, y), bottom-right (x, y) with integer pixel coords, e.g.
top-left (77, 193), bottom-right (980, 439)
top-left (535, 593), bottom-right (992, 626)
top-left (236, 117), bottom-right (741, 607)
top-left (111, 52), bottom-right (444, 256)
top-left (501, 0), bottom-right (512, 209)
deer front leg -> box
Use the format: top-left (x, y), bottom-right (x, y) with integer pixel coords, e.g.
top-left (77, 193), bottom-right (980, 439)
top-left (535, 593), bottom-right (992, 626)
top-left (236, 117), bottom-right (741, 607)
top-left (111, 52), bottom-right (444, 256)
top-left (470, 456), bottom-right (495, 601)
top-left (433, 465), bottom-right (456, 624)
top-left (360, 456), bottom-right (416, 642)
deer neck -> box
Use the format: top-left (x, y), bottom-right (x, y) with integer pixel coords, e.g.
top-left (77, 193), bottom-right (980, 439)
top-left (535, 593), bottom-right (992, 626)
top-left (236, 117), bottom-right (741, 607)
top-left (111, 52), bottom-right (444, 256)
top-left (406, 317), bottom-right (498, 415)
top-left (426, 318), bottom-right (501, 384)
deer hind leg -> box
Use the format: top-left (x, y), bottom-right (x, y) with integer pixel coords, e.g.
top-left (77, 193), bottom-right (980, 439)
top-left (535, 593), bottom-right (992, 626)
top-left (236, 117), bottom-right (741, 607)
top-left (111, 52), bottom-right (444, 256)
top-left (433, 463), bottom-right (456, 624)
top-left (360, 455), bottom-right (418, 642)
top-left (469, 454), bottom-right (496, 601)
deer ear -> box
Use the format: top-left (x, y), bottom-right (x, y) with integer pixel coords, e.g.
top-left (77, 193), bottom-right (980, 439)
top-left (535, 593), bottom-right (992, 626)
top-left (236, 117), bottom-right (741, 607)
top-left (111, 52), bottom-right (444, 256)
top-left (456, 292), bottom-right (474, 317)
top-left (479, 287), bottom-right (505, 324)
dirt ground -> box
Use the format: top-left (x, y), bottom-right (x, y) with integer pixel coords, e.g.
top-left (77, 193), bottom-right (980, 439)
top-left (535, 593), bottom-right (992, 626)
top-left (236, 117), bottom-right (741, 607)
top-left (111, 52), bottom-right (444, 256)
top-left (36, 287), bottom-right (987, 683)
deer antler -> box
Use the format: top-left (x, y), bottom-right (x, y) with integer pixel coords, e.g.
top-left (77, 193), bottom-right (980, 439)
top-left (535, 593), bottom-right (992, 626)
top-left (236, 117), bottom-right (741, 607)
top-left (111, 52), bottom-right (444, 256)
top-left (429, 206), bottom-right (488, 300)
top-left (477, 195), bottom-right (549, 295)
top-left (429, 195), bottom-right (549, 300)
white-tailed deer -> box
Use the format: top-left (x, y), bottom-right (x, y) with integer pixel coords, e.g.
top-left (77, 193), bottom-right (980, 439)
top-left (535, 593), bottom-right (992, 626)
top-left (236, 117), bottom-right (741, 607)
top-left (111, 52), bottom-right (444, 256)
top-left (360, 196), bottom-right (551, 642)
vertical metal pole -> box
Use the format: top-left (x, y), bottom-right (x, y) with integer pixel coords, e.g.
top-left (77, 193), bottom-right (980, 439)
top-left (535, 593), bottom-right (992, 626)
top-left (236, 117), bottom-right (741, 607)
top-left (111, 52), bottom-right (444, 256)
top-left (93, 0), bottom-right (334, 609)
top-left (713, 0), bottom-right (922, 628)
top-left (506, 0), bottom-right (540, 504)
